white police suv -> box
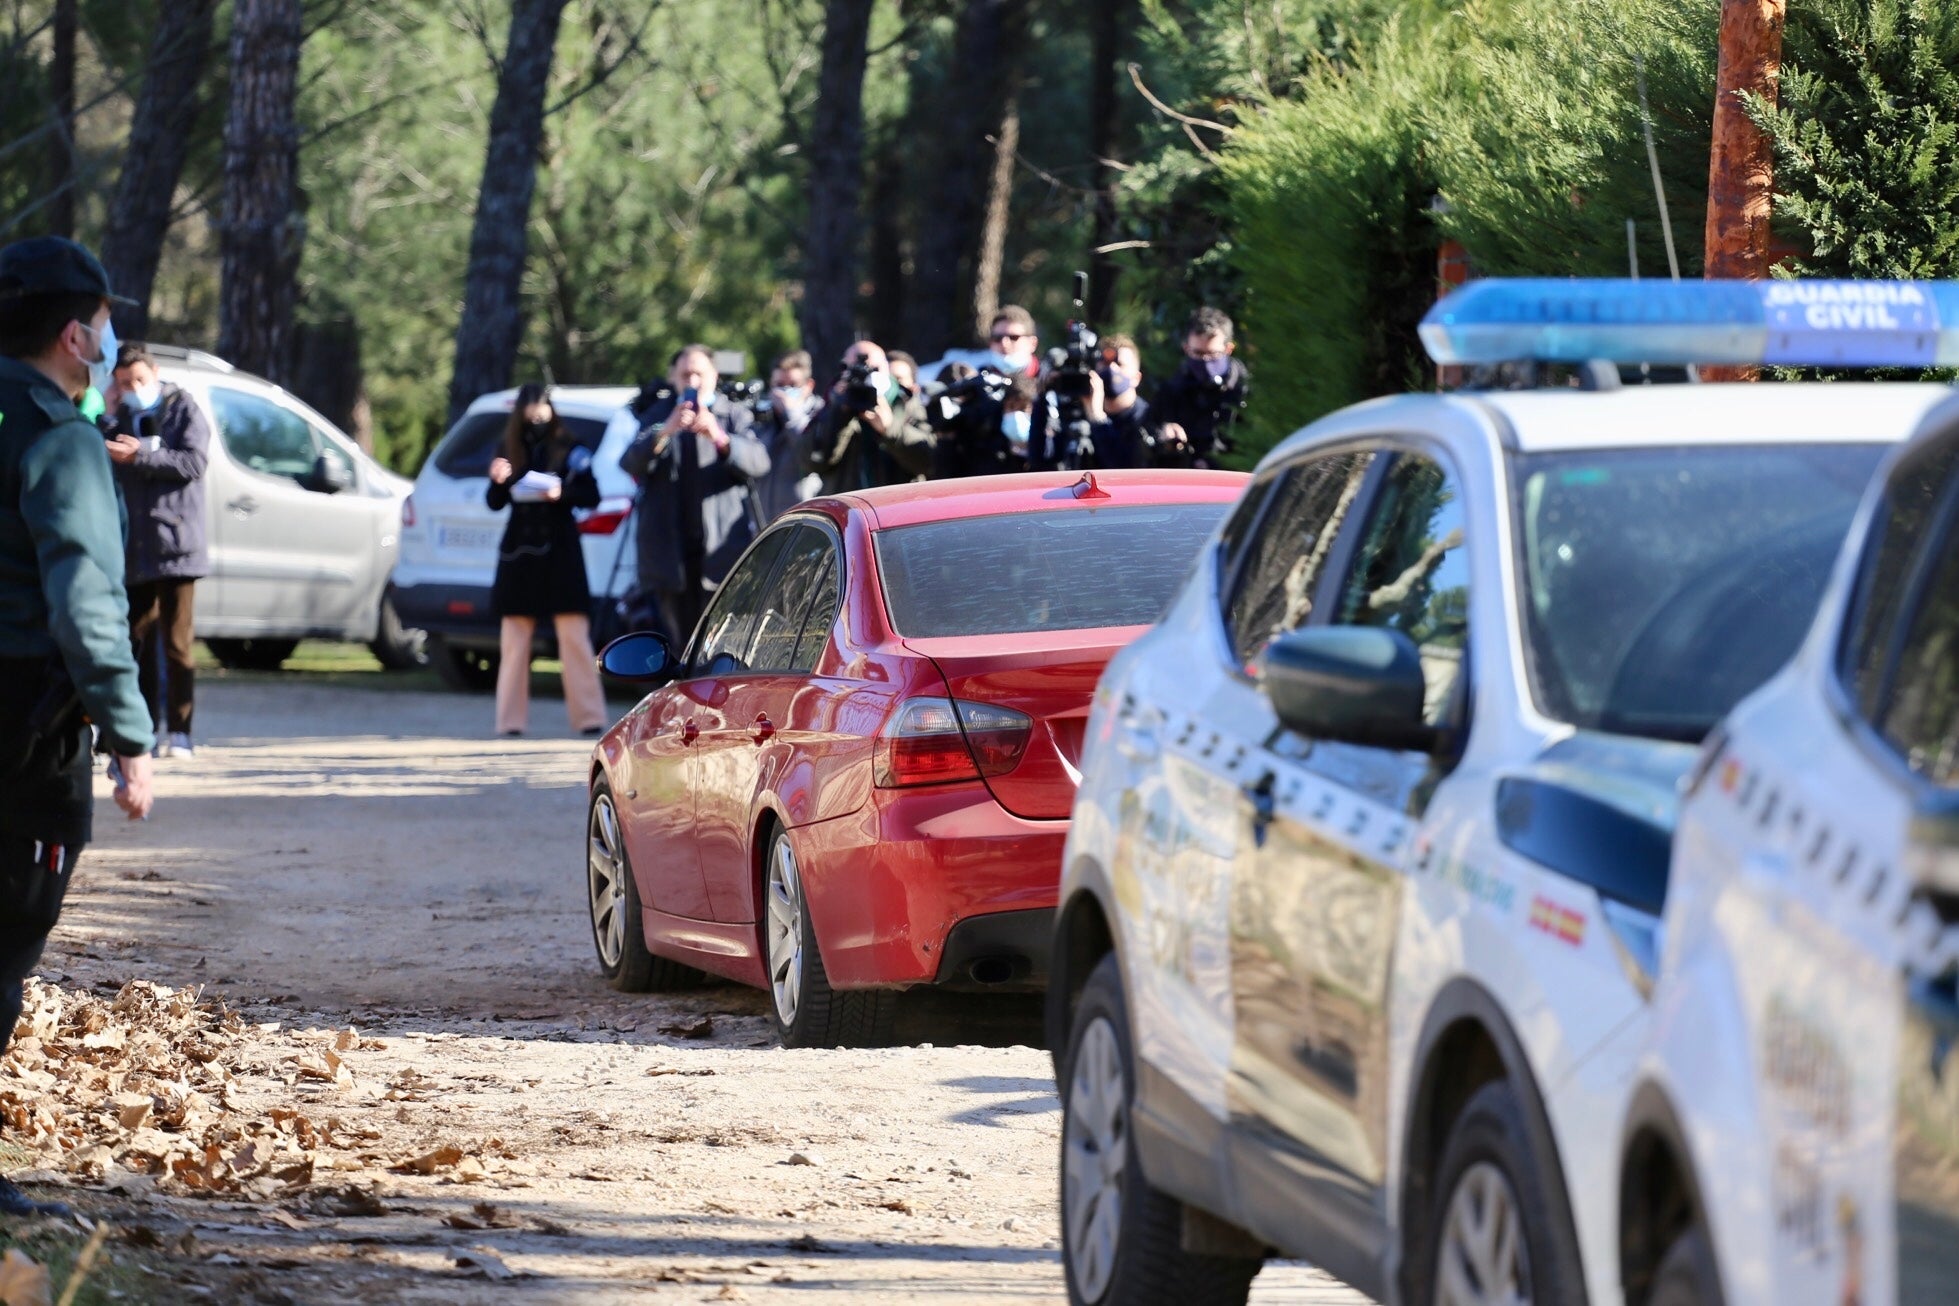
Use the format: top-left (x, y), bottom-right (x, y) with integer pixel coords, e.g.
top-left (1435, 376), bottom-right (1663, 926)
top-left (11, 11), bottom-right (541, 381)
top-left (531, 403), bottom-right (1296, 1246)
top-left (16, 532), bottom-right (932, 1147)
top-left (1047, 280), bottom-right (1959, 1306)
top-left (1623, 377), bottom-right (1959, 1302)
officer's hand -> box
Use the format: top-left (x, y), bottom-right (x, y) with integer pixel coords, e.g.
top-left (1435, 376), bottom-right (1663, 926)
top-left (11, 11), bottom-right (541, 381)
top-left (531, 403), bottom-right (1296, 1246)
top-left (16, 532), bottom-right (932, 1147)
top-left (487, 457), bottom-right (514, 485)
top-left (113, 752), bottom-right (154, 820)
top-left (106, 434), bottom-right (141, 465)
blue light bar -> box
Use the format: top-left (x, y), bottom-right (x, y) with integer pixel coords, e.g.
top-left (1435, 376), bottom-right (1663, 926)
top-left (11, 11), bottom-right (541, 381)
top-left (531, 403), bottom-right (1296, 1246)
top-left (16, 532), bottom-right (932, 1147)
top-left (1420, 278), bottom-right (1959, 368)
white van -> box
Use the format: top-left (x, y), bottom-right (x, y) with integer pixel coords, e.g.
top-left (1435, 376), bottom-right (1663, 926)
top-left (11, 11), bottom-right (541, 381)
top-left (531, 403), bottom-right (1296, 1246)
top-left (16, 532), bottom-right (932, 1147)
top-left (391, 385), bottom-right (640, 690)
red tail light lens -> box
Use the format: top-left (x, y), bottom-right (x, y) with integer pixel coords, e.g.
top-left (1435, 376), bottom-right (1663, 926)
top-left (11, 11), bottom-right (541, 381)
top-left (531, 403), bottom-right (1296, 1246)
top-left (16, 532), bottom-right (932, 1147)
top-left (577, 497), bottom-right (635, 536)
top-left (874, 697), bottom-right (1031, 789)
top-left (400, 494), bottom-right (416, 528)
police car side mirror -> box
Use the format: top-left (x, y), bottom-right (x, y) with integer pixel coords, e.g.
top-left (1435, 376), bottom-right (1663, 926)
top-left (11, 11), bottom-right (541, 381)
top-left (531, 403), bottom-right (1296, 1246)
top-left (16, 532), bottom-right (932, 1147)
top-left (1259, 626), bottom-right (1436, 753)
top-left (598, 631), bottom-right (677, 686)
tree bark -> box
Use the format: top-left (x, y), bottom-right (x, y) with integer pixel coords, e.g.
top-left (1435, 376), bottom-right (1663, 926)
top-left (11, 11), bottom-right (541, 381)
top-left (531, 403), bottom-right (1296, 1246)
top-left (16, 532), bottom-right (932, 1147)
top-left (47, 0), bottom-right (76, 238)
top-left (799, 0), bottom-right (876, 372)
top-left (1086, 0), bottom-right (1128, 323)
top-left (969, 95), bottom-right (1018, 340)
top-left (864, 129), bottom-right (909, 349)
top-left (1705, 0), bottom-right (1784, 281)
top-left (101, 0), bottom-right (219, 339)
top-left (217, 0), bottom-right (304, 384)
top-left (445, 0), bottom-right (572, 427)
top-left (902, 0), bottom-right (1031, 360)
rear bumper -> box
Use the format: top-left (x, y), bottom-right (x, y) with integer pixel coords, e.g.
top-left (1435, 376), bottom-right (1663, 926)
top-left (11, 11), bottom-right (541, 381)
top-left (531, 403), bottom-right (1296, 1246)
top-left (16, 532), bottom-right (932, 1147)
top-left (394, 582), bottom-right (499, 644)
top-left (794, 782), bottom-right (1065, 990)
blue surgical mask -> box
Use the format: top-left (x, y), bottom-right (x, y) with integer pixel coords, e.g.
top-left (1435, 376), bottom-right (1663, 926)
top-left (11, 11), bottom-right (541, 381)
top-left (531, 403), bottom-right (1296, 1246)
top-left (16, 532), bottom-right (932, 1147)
top-left (1203, 356), bottom-right (1231, 380)
top-left (1103, 368), bottom-right (1134, 398)
top-left (81, 320), bottom-right (117, 396)
top-left (1001, 410), bottom-right (1031, 448)
top-left (987, 351), bottom-right (1021, 375)
top-left (129, 382), bottom-right (162, 410)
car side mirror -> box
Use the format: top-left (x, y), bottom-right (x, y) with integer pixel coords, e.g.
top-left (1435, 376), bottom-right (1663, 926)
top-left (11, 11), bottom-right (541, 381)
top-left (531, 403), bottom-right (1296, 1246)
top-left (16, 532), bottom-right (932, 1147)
top-left (599, 631), bottom-right (678, 685)
top-left (310, 454), bottom-right (354, 494)
top-left (1259, 625), bottom-right (1436, 753)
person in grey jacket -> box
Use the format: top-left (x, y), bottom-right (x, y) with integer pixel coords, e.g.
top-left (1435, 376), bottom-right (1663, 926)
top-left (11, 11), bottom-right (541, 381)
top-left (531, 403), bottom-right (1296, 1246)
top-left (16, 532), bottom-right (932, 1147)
top-left (105, 341), bottom-right (208, 758)
top-left (619, 344), bottom-right (770, 647)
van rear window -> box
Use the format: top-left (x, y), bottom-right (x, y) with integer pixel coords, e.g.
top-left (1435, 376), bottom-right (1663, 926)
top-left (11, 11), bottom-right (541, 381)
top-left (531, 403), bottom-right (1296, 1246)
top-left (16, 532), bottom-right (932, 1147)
top-left (432, 412), bottom-right (608, 479)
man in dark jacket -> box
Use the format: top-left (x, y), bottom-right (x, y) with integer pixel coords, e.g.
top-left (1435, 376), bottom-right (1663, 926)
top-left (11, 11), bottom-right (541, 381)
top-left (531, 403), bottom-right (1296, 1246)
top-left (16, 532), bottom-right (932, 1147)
top-left (806, 340), bottom-right (933, 495)
top-left (619, 344), bottom-right (770, 647)
top-left (105, 341), bottom-right (209, 758)
top-left (1146, 306), bottom-right (1249, 468)
top-left (0, 236), bottom-right (154, 1216)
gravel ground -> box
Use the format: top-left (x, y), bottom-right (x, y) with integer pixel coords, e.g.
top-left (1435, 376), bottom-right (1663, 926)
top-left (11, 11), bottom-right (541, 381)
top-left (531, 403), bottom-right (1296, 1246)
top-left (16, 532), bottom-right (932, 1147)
top-left (20, 677), bottom-right (1367, 1303)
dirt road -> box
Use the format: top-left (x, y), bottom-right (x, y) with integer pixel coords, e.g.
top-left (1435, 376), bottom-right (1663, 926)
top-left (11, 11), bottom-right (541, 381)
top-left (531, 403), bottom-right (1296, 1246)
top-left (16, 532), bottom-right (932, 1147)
top-left (27, 678), bottom-right (1364, 1303)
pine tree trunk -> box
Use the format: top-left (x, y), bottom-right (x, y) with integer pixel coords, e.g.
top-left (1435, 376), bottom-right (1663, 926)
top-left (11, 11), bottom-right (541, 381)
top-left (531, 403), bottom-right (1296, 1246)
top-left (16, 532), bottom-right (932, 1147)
top-left (445, 0), bottom-right (571, 427)
top-left (969, 96), bottom-right (1018, 340)
top-left (864, 131), bottom-right (909, 349)
top-left (101, 0), bottom-right (219, 339)
top-left (1705, 0), bottom-right (1784, 281)
top-left (799, 0), bottom-right (876, 372)
top-left (47, 0), bottom-right (76, 238)
top-left (1086, 0), bottom-right (1128, 323)
top-left (217, 0), bottom-right (303, 384)
top-left (903, 0), bottom-right (1031, 360)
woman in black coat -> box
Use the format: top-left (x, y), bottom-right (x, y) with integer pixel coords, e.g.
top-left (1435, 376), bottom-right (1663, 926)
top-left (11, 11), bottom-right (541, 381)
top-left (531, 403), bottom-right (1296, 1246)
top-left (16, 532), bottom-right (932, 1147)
top-left (485, 384), bottom-right (608, 737)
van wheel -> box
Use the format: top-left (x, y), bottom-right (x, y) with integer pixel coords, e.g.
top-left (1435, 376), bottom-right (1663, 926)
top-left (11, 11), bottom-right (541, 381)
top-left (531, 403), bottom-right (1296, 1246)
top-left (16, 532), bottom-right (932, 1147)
top-left (1061, 954), bottom-right (1260, 1306)
top-left (588, 781), bottom-right (701, 992)
top-left (206, 638), bottom-right (298, 671)
top-left (1412, 1079), bottom-right (1587, 1306)
top-left (1649, 1225), bottom-right (1722, 1306)
top-left (428, 635), bottom-right (498, 692)
top-left (369, 591), bottom-right (428, 670)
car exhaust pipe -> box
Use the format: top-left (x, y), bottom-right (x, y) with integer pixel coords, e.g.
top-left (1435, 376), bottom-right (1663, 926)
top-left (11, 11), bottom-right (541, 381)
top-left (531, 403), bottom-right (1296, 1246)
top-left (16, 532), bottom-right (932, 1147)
top-left (967, 956), bottom-right (1015, 986)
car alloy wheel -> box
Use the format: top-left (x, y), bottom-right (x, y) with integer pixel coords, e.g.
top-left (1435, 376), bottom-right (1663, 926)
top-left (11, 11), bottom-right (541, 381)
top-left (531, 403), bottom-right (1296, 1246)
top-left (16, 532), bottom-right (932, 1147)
top-left (587, 792), bottom-right (628, 971)
top-left (1064, 1014), bottom-right (1128, 1303)
top-left (766, 836), bottom-right (805, 1028)
top-left (1435, 1160), bottom-right (1532, 1306)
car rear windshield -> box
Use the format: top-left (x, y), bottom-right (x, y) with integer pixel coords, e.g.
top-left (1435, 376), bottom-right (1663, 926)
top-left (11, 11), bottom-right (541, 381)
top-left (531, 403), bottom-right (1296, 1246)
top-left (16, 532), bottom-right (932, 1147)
top-left (431, 411), bottom-right (609, 478)
top-left (874, 503), bottom-right (1228, 638)
top-left (1514, 443), bottom-right (1887, 742)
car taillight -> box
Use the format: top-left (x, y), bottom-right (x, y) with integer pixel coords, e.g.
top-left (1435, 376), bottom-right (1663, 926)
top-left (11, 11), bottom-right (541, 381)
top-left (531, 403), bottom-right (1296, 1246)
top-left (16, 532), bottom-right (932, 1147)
top-left (578, 498), bottom-right (633, 535)
top-left (400, 494), bottom-right (416, 528)
top-left (874, 697), bottom-right (1031, 789)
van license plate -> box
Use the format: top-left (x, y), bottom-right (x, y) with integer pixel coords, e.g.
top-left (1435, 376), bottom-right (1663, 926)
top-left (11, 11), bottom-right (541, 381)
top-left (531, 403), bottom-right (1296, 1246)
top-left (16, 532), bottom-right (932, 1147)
top-left (437, 522), bottom-right (501, 553)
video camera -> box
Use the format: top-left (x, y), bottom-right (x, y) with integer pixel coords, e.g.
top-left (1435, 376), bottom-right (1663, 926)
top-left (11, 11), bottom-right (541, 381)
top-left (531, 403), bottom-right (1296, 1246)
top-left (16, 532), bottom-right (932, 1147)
top-left (921, 367), bottom-right (1012, 436)
top-left (1044, 271), bottom-right (1100, 470)
top-left (717, 376), bottom-right (769, 420)
top-left (836, 358), bottom-right (883, 417)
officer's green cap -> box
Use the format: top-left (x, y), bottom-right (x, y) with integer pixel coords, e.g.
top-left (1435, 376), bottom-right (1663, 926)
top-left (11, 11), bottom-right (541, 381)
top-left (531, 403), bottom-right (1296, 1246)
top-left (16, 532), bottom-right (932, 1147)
top-left (0, 236), bottom-right (135, 305)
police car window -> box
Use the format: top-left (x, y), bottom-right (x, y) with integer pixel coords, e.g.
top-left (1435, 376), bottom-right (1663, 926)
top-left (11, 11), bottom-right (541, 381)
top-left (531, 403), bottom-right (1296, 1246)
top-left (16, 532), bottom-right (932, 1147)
top-left (875, 505), bottom-right (1226, 638)
top-left (689, 530), bottom-right (791, 677)
top-left (210, 388), bottom-right (315, 482)
top-left (1215, 475), bottom-right (1274, 595)
top-left (1333, 454), bottom-right (1469, 726)
top-left (1224, 452), bottom-right (1376, 671)
top-left (432, 411), bottom-right (608, 479)
top-left (1875, 522), bottom-right (1959, 786)
top-left (749, 526), bottom-right (833, 674)
top-left (1845, 438), bottom-right (1959, 723)
top-left (1516, 443), bottom-right (1885, 742)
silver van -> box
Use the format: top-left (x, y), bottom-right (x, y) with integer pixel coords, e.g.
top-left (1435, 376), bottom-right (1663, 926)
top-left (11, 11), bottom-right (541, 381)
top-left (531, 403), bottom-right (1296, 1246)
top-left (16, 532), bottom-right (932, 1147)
top-left (148, 347), bottom-right (419, 669)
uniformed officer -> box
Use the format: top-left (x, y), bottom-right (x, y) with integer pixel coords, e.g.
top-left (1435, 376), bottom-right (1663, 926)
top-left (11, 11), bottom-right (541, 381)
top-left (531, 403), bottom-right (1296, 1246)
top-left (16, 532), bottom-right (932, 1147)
top-left (0, 236), bottom-right (155, 1216)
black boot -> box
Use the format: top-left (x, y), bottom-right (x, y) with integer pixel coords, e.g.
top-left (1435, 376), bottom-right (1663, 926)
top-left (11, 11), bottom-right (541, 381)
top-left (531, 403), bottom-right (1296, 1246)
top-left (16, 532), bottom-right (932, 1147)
top-left (0, 1175), bottom-right (70, 1218)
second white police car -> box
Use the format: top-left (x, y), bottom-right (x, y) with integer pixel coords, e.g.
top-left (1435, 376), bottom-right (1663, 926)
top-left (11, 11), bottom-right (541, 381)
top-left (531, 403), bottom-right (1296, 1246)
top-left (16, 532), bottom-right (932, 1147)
top-left (1047, 279), bottom-right (1959, 1306)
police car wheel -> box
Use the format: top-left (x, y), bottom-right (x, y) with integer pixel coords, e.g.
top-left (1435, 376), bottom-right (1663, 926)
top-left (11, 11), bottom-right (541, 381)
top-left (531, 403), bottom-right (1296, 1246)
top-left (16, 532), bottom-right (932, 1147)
top-left (1060, 954), bottom-right (1260, 1306)
top-left (1648, 1224), bottom-right (1722, 1306)
top-left (1415, 1079), bottom-right (1585, 1306)
top-left (765, 827), bottom-right (897, 1049)
top-left (587, 781), bottom-right (700, 993)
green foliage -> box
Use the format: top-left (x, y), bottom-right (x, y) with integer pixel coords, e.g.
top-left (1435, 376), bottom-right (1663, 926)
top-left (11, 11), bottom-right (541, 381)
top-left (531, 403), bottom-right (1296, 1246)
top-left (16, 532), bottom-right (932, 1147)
top-left (1750, 0), bottom-right (1959, 279)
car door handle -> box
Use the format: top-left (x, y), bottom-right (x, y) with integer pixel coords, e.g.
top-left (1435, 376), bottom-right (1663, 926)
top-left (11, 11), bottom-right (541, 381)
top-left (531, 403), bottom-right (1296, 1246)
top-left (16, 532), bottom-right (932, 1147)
top-left (680, 720), bottom-right (699, 745)
top-left (752, 714), bottom-right (775, 744)
top-left (227, 496), bottom-right (259, 517)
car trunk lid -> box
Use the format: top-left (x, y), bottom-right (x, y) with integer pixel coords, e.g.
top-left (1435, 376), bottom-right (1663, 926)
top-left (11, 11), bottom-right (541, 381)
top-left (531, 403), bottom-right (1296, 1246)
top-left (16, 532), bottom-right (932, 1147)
top-left (903, 630), bottom-right (1136, 820)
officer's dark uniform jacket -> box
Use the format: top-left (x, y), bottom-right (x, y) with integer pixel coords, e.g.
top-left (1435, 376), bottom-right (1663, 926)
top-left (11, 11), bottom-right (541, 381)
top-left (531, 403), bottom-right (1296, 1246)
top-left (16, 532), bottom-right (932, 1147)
top-left (0, 357), bottom-right (153, 845)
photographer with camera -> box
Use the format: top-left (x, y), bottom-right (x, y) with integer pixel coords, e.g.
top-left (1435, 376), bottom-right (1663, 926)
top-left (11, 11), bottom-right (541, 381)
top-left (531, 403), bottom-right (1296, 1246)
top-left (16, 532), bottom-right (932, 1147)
top-left (752, 349), bottom-right (822, 520)
top-left (805, 340), bottom-right (933, 496)
top-left (925, 363), bottom-right (1027, 480)
top-left (620, 344), bottom-right (770, 646)
top-left (1035, 332), bottom-right (1152, 470)
top-left (103, 341), bottom-right (209, 759)
top-left (1146, 306), bottom-right (1249, 468)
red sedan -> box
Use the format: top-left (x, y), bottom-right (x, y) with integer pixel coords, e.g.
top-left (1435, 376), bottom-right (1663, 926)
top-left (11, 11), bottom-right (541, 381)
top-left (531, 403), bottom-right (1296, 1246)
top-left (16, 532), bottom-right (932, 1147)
top-left (587, 469), bottom-right (1247, 1046)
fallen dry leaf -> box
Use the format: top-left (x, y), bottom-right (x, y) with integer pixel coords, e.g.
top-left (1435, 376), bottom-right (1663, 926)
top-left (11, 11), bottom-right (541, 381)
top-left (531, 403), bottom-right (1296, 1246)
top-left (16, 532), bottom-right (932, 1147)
top-left (657, 1015), bottom-right (715, 1039)
top-left (391, 1145), bottom-right (463, 1175)
top-left (454, 1245), bottom-right (517, 1280)
top-left (0, 1249), bottom-right (49, 1306)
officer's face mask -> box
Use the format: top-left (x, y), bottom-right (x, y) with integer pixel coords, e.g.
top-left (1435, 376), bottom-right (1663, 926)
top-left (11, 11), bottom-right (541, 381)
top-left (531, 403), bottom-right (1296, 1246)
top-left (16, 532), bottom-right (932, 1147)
top-left (1000, 409), bottom-right (1032, 448)
top-left (75, 318), bottom-right (117, 397)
